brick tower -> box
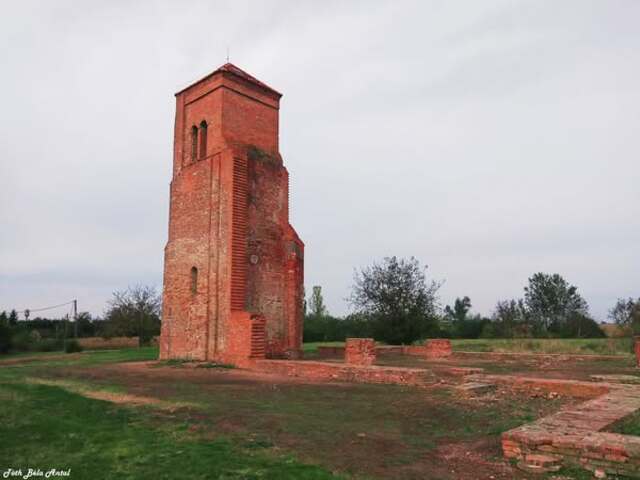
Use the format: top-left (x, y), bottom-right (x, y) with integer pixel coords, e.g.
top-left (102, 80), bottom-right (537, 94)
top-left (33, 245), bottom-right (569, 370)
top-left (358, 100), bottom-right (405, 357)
top-left (159, 63), bottom-right (304, 366)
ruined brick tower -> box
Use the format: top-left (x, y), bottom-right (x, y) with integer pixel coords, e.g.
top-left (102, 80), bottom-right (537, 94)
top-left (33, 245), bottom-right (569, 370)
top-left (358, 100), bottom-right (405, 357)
top-left (159, 63), bottom-right (304, 366)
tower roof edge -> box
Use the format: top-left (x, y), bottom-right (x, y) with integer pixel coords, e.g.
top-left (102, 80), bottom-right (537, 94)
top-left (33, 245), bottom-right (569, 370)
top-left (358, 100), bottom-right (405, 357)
top-left (175, 63), bottom-right (282, 98)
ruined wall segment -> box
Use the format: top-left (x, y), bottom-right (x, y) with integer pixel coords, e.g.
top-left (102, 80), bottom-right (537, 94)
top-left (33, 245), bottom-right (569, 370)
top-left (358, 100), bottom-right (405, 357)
top-left (160, 63), bottom-right (304, 364)
top-left (345, 338), bottom-right (377, 366)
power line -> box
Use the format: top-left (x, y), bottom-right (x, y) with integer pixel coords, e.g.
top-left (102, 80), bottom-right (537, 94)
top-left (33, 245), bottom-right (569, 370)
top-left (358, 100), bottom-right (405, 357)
top-left (18, 300), bottom-right (76, 314)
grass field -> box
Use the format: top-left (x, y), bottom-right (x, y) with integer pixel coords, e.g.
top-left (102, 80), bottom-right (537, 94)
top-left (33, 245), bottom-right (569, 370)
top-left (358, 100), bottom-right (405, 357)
top-left (450, 337), bottom-right (634, 355)
top-left (0, 348), bottom-right (338, 480)
top-left (303, 337), bottom-right (635, 356)
top-left (0, 346), bottom-right (593, 479)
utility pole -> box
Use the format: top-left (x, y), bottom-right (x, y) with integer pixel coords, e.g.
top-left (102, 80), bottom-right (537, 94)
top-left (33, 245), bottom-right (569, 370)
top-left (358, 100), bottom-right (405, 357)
top-left (63, 313), bottom-right (69, 345)
top-left (73, 299), bottom-right (78, 338)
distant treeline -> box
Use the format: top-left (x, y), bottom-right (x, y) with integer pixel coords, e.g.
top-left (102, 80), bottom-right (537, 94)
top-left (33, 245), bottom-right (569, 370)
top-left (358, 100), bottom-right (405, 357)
top-left (303, 310), bottom-right (607, 343)
top-left (3, 257), bottom-right (639, 354)
top-left (0, 286), bottom-right (161, 354)
top-left (304, 257), bottom-right (640, 344)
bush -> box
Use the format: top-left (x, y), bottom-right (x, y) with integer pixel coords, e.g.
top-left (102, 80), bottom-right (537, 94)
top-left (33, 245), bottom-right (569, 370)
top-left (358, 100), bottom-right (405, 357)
top-left (0, 323), bottom-right (11, 353)
top-left (39, 338), bottom-right (63, 352)
top-left (8, 328), bottom-right (65, 353)
top-left (303, 314), bottom-right (373, 342)
top-left (64, 339), bottom-right (83, 353)
top-left (11, 329), bottom-right (38, 352)
top-left (452, 316), bottom-right (490, 339)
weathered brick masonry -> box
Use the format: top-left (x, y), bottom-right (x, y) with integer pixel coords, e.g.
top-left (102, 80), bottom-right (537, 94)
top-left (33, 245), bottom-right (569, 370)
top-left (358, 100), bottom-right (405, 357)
top-left (483, 374), bottom-right (640, 477)
top-left (424, 339), bottom-right (452, 358)
top-left (160, 64), bottom-right (304, 365)
top-left (345, 338), bottom-right (376, 365)
top-left (254, 359), bottom-right (436, 386)
top-left (317, 339), bottom-right (452, 360)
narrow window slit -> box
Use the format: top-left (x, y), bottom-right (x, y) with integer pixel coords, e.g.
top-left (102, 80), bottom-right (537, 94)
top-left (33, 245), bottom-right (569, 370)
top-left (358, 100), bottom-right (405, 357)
top-left (190, 266), bottom-right (198, 295)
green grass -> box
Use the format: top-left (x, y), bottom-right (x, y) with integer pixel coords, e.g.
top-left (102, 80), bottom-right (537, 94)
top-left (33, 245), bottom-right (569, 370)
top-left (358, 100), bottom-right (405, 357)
top-left (610, 410), bottom-right (640, 436)
top-left (0, 349), bottom-right (69, 360)
top-left (0, 382), bottom-right (338, 480)
top-left (0, 346), bottom-right (598, 479)
top-left (0, 346), bottom-right (159, 365)
top-left (303, 338), bottom-right (635, 356)
top-left (450, 338), bottom-right (634, 356)
top-left (0, 350), bottom-right (339, 480)
top-left (302, 342), bottom-right (345, 353)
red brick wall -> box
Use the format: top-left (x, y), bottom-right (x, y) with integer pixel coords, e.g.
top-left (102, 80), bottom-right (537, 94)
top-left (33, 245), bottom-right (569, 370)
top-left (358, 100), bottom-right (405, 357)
top-left (246, 150), bottom-right (288, 357)
top-left (160, 64), bottom-right (304, 363)
top-left (424, 339), bottom-right (452, 359)
top-left (345, 338), bottom-right (376, 366)
top-left (221, 87), bottom-right (279, 152)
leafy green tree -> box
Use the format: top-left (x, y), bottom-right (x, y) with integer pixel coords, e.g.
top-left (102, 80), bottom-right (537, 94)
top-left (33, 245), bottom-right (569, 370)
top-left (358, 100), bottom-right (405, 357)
top-left (75, 312), bottom-right (96, 337)
top-left (8, 310), bottom-right (18, 326)
top-left (560, 313), bottom-right (605, 338)
top-left (524, 273), bottom-right (588, 335)
top-left (442, 297), bottom-right (490, 338)
top-left (609, 297), bottom-right (640, 334)
top-left (0, 311), bottom-right (8, 326)
top-left (444, 297), bottom-right (471, 323)
top-left (309, 286), bottom-right (328, 318)
top-left (456, 314), bottom-right (490, 338)
top-left (490, 299), bottom-right (529, 338)
top-left (349, 256), bottom-right (441, 345)
top-left (0, 322), bottom-right (11, 353)
top-left (103, 286), bottom-right (161, 346)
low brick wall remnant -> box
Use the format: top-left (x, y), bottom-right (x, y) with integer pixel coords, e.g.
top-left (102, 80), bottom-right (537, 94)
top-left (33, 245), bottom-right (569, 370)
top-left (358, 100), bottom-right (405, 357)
top-left (254, 359), bottom-right (435, 386)
top-left (77, 336), bottom-right (158, 350)
top-left (318, 343), bottom-right (449, 359)
top-left (424, 339), bottom-right (452, 359)
top-left (345, 338), bottom-right (376, 366)
top-left (317, 346), bottom-right (345, 358)
top-left (494, 374), bottom-right (640, 477)
top-left (454, 350), bottom-right (629, 362)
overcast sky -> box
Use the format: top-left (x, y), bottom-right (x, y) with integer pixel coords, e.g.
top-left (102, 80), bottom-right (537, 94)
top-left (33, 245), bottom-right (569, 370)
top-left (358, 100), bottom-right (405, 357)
top-left (1, 0), bottom-right (638, 321)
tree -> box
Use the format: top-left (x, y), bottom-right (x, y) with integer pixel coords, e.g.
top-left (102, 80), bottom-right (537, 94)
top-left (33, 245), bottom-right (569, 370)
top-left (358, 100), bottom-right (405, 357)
top-left (443, 297), bottom-right (489, 338)
top-left (349, 256), bottom-right (441, 345)
top-left (75, 312), bottom-right (95, 337)
top-left (8, 310), bottom-right (18, 326)
top-left (0, 324), bottom-right (11, 353)
top-left (103, 286), bottom-right (161, 346)
top-left (609, 298), bottom-right (640, 334)
top-left (560, 313), bottom-right (605, 338)
top-left (0, 311), bottom-right (11, 353)
top-left (309, 286), bottom-right (328, 318)
top-left (523, 273), bottom-right (588, 335)
top-left (444, 296), bottom-right (472, 323)
top-left (302, 286), bottom-right (307, 317)
top-left (490, 299), bottom-right (530, 337)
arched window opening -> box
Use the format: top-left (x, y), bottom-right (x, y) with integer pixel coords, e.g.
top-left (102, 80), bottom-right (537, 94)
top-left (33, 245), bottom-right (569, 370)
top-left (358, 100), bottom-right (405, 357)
top-left (190, 266), bottom-right (198, 295)
top-left (199, 120), bottom-right (208, 159)
top-left (190, 126), bottom-right (198, 162)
